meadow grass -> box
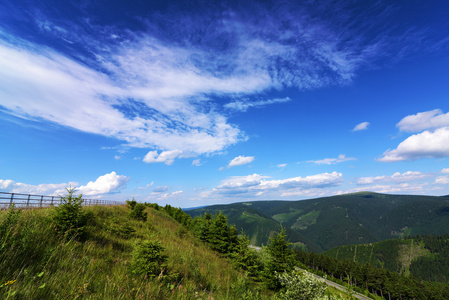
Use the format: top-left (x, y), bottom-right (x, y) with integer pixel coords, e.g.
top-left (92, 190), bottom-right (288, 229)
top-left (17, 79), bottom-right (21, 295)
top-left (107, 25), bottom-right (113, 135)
top-left (0, 205), bottom-right (271, 299)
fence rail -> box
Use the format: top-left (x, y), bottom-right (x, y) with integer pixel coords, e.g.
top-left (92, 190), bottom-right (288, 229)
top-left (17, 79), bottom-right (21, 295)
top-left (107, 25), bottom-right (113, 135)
top-left (0, 191), bottom-right (125, 210)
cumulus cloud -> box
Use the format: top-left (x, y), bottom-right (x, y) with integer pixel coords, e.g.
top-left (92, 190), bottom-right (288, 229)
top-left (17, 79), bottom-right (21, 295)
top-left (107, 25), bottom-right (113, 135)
top-left (397, 109), bottom-right (449, 132)
top-left (227, 155), bottom-right (255, 168)
top-left (379, 127), bottom-right (449, 162)
top-left (441, 168), bottom-right (449, 174)
top-left (0, 179), bottom-right (73, 196)
top-left (225, 97), bottom-right (291, 112)
top-left (309, 154), bottom-right (356, 165)
top-left (352, 122), bottom-right (370, 131)
top-left (434, 176), bottom-right (449, 185)
top-left (212, 172), bottom-right (343, 197)
top-left (77, 172), bottom-right (129, 196)
top-left (357, 171), bottom-right (429, 185)
top-left (0, 171), bottom-right (128, 196)
top-left (143, 150), bottom-right (184, 165)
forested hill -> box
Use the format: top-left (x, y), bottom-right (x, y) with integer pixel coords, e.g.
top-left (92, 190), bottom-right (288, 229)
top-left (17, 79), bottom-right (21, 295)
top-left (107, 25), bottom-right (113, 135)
top-left (324, 234), bottom-right (449, 284)
top-left (185, 192), bottom-right (449, 252)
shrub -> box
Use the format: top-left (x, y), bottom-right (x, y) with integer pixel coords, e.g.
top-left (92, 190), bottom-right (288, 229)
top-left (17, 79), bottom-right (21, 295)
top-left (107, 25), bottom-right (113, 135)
top-left (130, 240), bottom-right (168, 277)
top-left (127, 199), bottom-right (148, 221)
top-left (52, 187), bottom-right (88, 239)
top-left (276, 270), bottom-right (327, 300)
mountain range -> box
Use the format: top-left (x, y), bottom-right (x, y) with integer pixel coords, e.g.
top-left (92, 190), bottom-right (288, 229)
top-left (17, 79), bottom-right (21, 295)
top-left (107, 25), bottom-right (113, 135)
top-left (185, 192), bottom-right (449, 252)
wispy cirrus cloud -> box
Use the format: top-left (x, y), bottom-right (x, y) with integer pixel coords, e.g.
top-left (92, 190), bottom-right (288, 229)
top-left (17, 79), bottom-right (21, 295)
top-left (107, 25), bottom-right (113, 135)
top-left (309, 154), bottom-right (356, 165)
top-left (1, 1), bottom-right (447, 165)
top-left (225, 97), bottom-right (291, 112)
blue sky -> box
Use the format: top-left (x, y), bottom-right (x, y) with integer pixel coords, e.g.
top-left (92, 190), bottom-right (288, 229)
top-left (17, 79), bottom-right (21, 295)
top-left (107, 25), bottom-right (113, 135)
top-left (1, 0), bottom-right (449, 207)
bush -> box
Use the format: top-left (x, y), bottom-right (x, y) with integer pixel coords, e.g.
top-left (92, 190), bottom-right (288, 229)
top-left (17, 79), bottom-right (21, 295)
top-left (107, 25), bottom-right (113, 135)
top-left (276, 270), bottom-right (327, 300)
top-left (127, 199), bottom-right (148, 221)
top-left (52, 187), bottom-right (88, 239)
top-left (130, 240), bottom-right (168, 277)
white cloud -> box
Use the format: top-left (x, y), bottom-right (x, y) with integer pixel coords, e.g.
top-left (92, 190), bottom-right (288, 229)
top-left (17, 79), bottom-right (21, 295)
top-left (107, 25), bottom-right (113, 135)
top-left (0, 36), bottom-right (243, 164)
top-left (138, 182), bottom-right (153, 190)
top-left (379, 127), bottom-right (449, 162)
top-left (77, 172), bottom-right (129, 196)
top-left (277, 163), bottom-right (287, 168)
top-left (441, 168), bottom-right (449, 174)
top-left (0, 179), bottom-right (72, 196)
top-left (0, 2), bottom-right (395, 166)
top-left (434, 176), bottom-right (449, 185)
top-left (225, 97), bottom-right (291, 112)
top-left (143, 150), bottom-right (183, 165)
top-left (397, 109), bottom-right (449, 132)
top-left (309, 154), bottom-right (356, 165)
top-left (192, 159), bottom-right (202, 166)
top-left (153, 186), bottom-right (169, 193)
top-left (144, 190), bottom-right (184, 204)
top-left (0, 171), bottom-right (128, 196)
top-left (227, 155), bottom-right (255, 168)
top-left (212, 172), bottom-right (343, 197)
top-left (338, 183), bottom-right (428, 194)
top-left (352, 122), bottom-right (370, 131)
top-left (357, 171), bottom-right (429, 185)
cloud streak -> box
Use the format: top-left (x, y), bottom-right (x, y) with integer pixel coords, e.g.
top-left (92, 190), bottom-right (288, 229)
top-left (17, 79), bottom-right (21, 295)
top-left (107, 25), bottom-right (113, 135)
top-left (210, 172), bottom-right (343, 198)
top-left (352, 122), bottom-right (370, 131)
top-left (357, 171), bottom-right (429, 185)
top-left (309, 154), bottom-right (356, 165)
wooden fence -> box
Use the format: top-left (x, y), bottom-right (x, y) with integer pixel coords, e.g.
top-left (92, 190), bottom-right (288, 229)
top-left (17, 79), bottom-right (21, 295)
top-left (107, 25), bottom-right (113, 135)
top-left (0, 191), bottom-right (125, 210)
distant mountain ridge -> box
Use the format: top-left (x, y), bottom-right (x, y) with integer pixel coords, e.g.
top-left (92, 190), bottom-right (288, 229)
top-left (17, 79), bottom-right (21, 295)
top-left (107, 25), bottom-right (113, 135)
top-left (185, 192), bottom-right (449, 252)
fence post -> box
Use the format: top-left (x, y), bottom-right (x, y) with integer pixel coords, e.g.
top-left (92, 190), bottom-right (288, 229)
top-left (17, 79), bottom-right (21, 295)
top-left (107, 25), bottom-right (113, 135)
top-left (9, 193), bottom-right (14, 208)
top-left (27, 194), bottom-right (30, 208)
top-left (51, 196), bottom-right (54, 206)
top-left (40, 195), bottom-right (43, 208)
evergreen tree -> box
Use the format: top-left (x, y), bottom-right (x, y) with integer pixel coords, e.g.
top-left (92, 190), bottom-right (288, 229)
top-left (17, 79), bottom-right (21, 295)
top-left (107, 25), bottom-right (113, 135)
top-left (264, 227), bottom-right (295, 289)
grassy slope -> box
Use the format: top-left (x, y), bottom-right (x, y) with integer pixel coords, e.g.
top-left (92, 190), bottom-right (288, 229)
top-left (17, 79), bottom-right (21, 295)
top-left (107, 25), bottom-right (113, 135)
top-left (0, 205), bottom-right (272, 299)
top-left (186, 192), bottom-right (449, 252)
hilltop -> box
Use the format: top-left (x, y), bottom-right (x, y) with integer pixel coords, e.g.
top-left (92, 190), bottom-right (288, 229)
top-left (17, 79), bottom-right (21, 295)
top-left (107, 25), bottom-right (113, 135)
top-left (186, 192), bottom-right (449, 252)
top-left (0, 203), bottom-right (271, 299)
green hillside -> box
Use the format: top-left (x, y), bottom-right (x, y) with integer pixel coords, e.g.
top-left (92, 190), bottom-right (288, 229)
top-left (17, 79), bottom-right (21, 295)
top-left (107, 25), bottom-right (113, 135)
top-left (324, 235), bottom-right (449, 283)
top-left (0, 202), bottom-right (273, 299)
top-left (186, 192), bottom-right (449, 252)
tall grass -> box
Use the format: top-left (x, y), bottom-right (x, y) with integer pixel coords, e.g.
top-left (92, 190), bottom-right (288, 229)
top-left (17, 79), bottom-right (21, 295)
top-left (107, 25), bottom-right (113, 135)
top-left (0, 205), bottom-right (271, 299)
